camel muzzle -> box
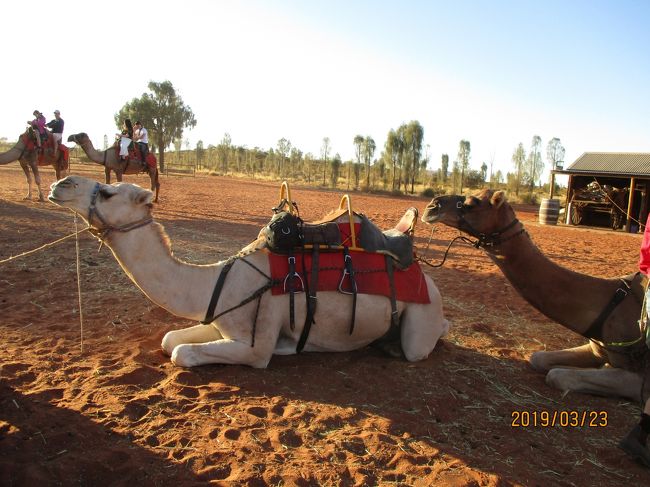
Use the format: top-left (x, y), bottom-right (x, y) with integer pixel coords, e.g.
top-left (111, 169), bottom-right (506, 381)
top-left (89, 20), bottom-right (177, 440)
top-left (422, 195), bottom-right (463, 224)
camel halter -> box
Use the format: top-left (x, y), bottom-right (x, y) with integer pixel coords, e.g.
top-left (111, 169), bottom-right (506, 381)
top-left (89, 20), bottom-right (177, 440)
top-left (455, 201), bottom-right (527, 248)
top-left (86, 183), bottom-right (153, 241)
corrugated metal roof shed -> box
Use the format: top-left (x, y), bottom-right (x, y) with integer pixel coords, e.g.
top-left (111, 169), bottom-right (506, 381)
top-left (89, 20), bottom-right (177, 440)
top-left (565, 152), bottom-right (650, 176)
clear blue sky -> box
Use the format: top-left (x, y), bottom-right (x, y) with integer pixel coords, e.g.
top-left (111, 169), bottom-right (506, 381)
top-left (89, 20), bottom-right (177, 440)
top-left (2, 0), bottom-right (648, 181)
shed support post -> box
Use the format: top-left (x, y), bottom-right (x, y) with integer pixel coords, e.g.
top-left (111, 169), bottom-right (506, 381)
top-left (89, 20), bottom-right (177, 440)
top-left (549, 172), bottom-right (555, 199)
top-left (625, 177), bottom-right (635, 232)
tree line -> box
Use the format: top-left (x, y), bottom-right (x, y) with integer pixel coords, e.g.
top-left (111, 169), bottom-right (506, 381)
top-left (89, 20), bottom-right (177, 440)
top-left (83, 80), bottom-right (566, 196)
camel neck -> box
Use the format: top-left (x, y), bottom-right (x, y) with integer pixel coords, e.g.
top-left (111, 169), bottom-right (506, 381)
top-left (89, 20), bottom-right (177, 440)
top-left (78, 139), bottom-right (106, 163)
top-left (104, 222), bottom-right (222, 321)
top-left (484, 228), bottom-right (614, 335)
top-left (0, 143), bottom-right (25, 164)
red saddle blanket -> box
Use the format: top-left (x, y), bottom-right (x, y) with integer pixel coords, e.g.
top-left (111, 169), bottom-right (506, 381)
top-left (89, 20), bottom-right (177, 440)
top-left (37, 144), bottom-right (69, 169)
top-left (268, 250), bottom-right (430, 303)
top-left (114, 145), bottom-right (157, 169)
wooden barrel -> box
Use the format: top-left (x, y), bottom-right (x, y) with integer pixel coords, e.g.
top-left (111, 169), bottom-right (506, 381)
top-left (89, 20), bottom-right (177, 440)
top-left (539, 198), bottom-right (560, 225)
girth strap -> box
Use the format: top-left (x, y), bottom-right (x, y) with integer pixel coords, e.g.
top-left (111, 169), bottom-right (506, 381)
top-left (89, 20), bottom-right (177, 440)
top-left (288, 254), bottom-right (296, 331)
top-left (385, 255), bottom-right (399, 328)
top-left (341, 247), bottom-right (358, 335)
top-left (583, 278), bottom-right (632, 341)
top-left (297, 245), bottom-right (320, 353)
top-left (201, 257), bottom-right (237, 324)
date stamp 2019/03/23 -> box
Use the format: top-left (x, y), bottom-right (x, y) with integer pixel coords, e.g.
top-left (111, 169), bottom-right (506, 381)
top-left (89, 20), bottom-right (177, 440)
top-left (511, 410), bottom-right (608, 428)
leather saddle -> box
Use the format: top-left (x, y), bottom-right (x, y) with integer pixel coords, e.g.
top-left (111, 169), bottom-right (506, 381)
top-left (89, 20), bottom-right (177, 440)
top-left (256, 181), bottom-right (417, 268)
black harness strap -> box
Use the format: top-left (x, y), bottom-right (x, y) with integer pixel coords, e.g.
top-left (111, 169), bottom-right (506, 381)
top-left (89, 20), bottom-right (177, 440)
top-left (342, 247), bottom-right (358, 335)
top-left (201, 257), bottom-right (237, 324)
top-left (583, 278), bottom-right (632, 341)
top-left (297, 245), bottom-right (320, 353)
top-left (385, 255), bottom-right (399, 328)
top-left (287, 254), bottom-right (297, 331)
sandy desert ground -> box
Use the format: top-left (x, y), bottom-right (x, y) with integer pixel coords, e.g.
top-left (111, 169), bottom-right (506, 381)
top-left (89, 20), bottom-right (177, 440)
top-left (1, 163), bottom-right (649, 486)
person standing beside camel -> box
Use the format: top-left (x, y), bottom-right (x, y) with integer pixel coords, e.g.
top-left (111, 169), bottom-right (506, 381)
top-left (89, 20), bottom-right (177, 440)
top-left (133, 120), bottom-right (149, 165)
top-left (46, 110), bottom-right (64, 157)
top-left (619, 216), bottom-right (650, 468)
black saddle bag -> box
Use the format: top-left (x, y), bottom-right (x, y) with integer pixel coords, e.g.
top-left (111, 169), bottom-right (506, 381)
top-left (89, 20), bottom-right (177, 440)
top-left (261, 211), bottom-right (343, 253)
top-left (262, 211), bottom-right (302, 252)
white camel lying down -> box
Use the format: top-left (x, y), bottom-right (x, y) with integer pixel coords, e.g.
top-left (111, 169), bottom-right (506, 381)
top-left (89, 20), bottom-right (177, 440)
top-left (49, 176), bottom-right (450, 368)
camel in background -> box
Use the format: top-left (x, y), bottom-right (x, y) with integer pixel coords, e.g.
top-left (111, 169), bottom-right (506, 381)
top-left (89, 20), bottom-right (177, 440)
top-left (48, 176), bottom-right (449, 368)
top-left (422, 189), bottom-right (647, 402)
top-left (0, 130), bottom-right (69, 201)
top-left (67, 133), bottom-right (160, 203)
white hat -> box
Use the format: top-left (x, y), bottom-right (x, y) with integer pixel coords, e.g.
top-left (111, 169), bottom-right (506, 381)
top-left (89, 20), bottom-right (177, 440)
top-left (54, 110), bottom-right (60, 114)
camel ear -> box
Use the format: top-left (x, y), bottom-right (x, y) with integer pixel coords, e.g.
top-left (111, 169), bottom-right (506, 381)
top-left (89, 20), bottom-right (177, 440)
top-left (133, 187), bottom-right (154, 206)
top-left (490, 190), bottom-right (507, 208)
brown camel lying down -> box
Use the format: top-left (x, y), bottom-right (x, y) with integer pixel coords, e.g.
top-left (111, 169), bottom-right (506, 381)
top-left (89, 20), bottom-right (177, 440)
top-left (422, 188), bottom-right (648, 403)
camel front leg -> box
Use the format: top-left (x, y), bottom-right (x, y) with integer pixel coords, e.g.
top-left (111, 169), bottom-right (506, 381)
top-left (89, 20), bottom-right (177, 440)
top-left (529, 343), bottom-right (606, 373)
top-left (105, 167), bottom-right (111, 184)
top-left (545, 367), bottom-right (643, 401)
top-left (171, 339), bottom-right (274, 368)
top-left (161, 323), bottom-right (223, 356)
top-left (20, 162), bottom-right (33, 200)
top-left (33, 167), bottom-right (45, 202)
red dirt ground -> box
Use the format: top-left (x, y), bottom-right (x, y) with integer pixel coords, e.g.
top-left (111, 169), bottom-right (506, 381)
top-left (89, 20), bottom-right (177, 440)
top-left (1, 164), bottom-right (648, 486)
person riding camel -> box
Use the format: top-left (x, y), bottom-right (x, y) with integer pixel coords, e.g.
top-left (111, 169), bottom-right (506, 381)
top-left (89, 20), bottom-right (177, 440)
top-left (115, 119), bottom-right (133, 162)
top-left (46, 110), bottom-right (64, 158)
top-left (27, 110), bottom-right (47, 149)
top-left (133, 121), bottom-right (149, 165)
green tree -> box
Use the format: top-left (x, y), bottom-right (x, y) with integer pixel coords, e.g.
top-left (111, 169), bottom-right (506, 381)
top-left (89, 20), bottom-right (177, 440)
top-left (304, 152), bottom-right (314, 183)
top-left (276, 138), bottom-right (291, 178)
top-left (363, 136), bottom-right (376, 190)
top-left (480, 162), bottom-right (488, 183)
top-left (173, 137), bottom-right (182, 163)
top-left (440, 154), bottom-right (449, 183)
top-left (527, 135), bottom-right (544, 192)
top-left (330, 153), bottom-right (342, 187)
top-left (404, 121), bottom-right (424, 194)
top-left (353, 135), bottom-right (364, 190)
top-left (115, 80), bottom-right (196, 171)
top-left (511, 143), bottom-right (526, 196)
top-left (385, 129), bottom-right (403, 191)
top-left (195, 140), bottom-right (204, 169)
top-left (289, 147), bottom-right (302, 179)
top-left (217, 133), bottom-right (232, 173)
top-left (546, 137), bottom-right (566, 173)
top-left (321, 137), bottom-right (330, 186)
top-left (457, 140), bottom-right (471, 193)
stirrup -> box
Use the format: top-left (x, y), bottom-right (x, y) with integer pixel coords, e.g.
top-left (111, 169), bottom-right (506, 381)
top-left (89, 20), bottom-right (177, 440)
top-left (283, 272), bottom-right (304, 293)
top-left (338, 255), bottom-right (357, 295)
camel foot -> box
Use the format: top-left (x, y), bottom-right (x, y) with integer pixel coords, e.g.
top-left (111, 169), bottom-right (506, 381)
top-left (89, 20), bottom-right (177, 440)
top-left (619, 425), bottom-right (650, 468)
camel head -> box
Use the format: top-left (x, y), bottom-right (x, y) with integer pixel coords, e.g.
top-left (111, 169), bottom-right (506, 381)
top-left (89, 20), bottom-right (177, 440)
top-left (67, 133), bottom-right (90, 145)
top-left (421, 188), bottom-right (515, 237)
top-left (49, 176), bottom-right (154, 231)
